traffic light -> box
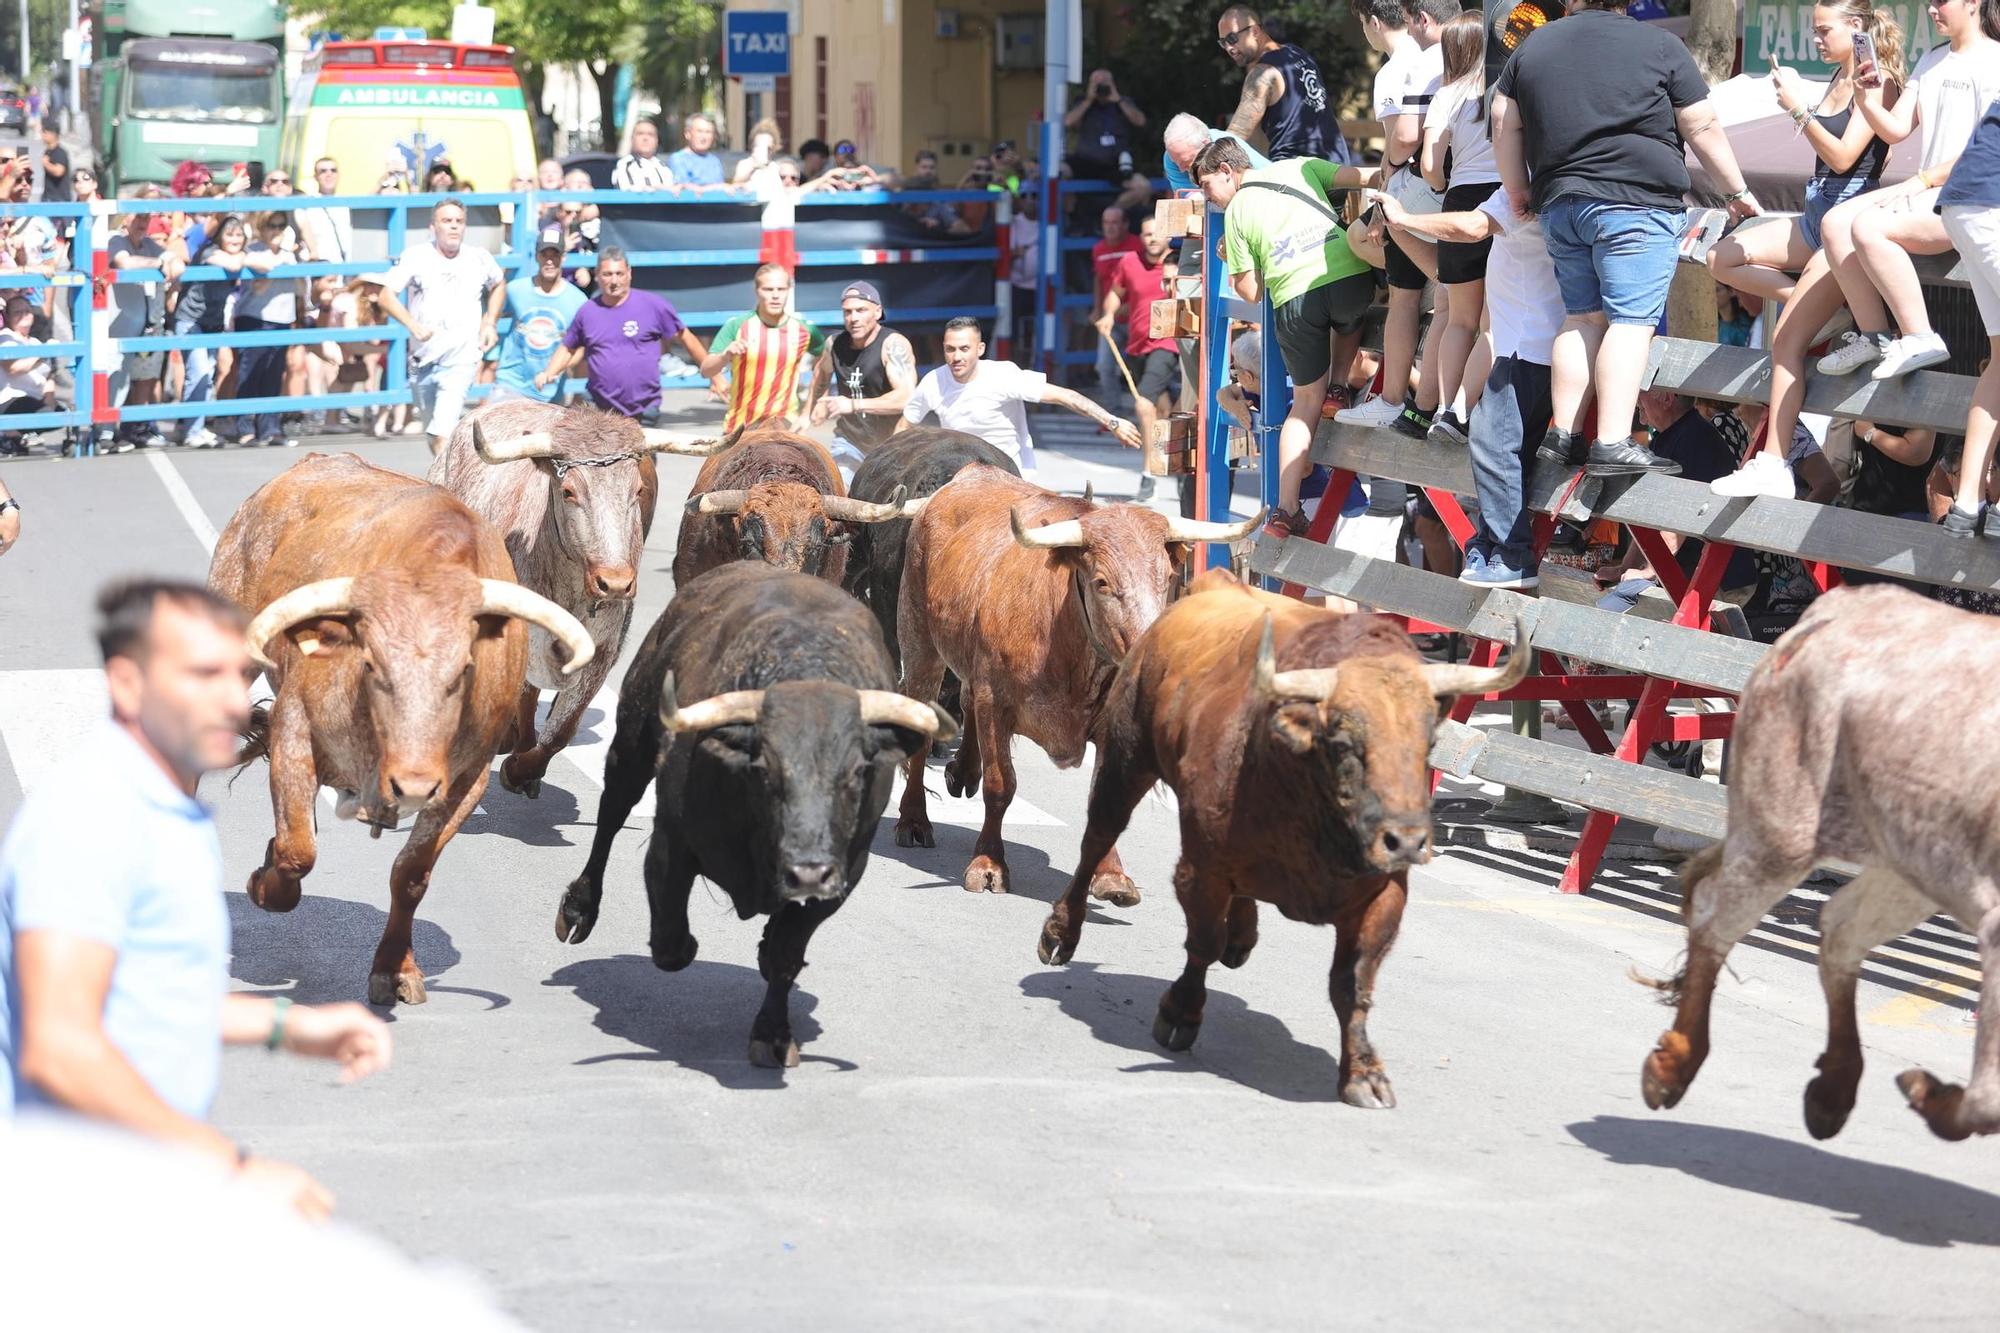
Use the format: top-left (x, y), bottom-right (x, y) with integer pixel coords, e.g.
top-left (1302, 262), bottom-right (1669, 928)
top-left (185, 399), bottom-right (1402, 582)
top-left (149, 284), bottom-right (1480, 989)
top-left (1485, 0), bottom-right (1567, 90)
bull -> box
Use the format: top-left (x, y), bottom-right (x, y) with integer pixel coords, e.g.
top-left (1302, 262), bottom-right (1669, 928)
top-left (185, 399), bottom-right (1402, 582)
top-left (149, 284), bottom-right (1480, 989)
top-left (672, 428), bottom-right (919, 588)
top-left (211, 453), bottom-right (595, 1005)
top-left (1037, 570), bottom-right (1527, 1107)
top-left (842, 426), bottom-right (1020, 669)
top-left (428, 399), bottom-right (733, 799)
top-left (1641, 585), bottom-right (2000, 1141)
top-left (554, 561), bottom-right (952, 1066)
top-left (893, 465), bottom-right (1262, 900)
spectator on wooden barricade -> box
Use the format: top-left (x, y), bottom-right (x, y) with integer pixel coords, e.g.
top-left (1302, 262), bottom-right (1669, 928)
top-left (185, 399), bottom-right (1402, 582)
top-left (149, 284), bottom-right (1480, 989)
top-left (1494, 0), bottom-right (1758, 479)
top-left (1709, 0), bottom-right (1898, 309)
top-left (1716, 1), bottom-right (1997, 498)
top-left (1928, 438), bottom-right (2000, 607)
top-left (1416, 10), bottom-right (1496, 447)
top-left (1936, 91), bottom-right (2000, 535)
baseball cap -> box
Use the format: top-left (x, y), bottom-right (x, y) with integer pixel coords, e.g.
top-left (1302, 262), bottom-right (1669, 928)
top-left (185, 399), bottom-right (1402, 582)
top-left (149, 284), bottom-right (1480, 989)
top-left (537, 225), bottom-right (564, 252)
top-left (840, 280), bottom-right (883, 306)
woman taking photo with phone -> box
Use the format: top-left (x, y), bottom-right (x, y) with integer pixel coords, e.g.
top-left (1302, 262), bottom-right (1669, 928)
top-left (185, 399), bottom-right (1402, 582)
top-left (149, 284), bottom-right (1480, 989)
top-left (1715, 0), bottom-right (2000, 498)
top-left (1707, 0), bottom-right (1901, 305)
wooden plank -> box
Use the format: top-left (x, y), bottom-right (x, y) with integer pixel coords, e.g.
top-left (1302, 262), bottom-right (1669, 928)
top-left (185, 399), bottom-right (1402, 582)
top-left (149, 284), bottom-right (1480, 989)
top-left (1250, 537), bottom-right (1767, 693)
top-left (1644, 338), bottom-right (1972, 436)
top-left (1430, 720), bottom-right (1728, 838)
top-left (1311, 421), bottom-right (1475, 493)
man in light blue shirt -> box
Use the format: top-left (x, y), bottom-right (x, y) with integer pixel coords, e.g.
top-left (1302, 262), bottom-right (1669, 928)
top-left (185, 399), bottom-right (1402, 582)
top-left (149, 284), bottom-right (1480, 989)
top-left (497, 227), bottom-right (588, 401)
top-left (1, 581), bottom-right (392, 1219)
top-left (1162, 114), bottom-right (1272, 195)
top-left (666, 113), bottom-right (727, 188)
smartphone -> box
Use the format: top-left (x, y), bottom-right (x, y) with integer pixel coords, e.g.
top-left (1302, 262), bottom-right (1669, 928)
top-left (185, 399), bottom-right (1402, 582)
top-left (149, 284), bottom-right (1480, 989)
top-left (1852, 30), bottom-right (1878, 74)
top-left (1360, 202), bottom-right (1384, 228)
top-left (246, 160), bottom-right (266, 191)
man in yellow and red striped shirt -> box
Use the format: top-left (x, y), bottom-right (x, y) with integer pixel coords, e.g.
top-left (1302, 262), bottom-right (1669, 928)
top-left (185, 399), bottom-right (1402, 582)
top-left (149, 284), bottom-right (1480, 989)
top-left (699, 263), bottom-right (826, 433)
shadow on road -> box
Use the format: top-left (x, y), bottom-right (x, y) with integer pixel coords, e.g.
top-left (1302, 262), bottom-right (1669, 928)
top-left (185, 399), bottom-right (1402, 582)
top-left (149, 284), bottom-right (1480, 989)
top-left (544, 953), bottom-right (854, 1088)
top-left (871, 821), bottom-right (1135, 909)
top-left (1568, 1115), bottom-right (2000, 1247)
top-left (226, 890), bottom-right (462, 1007)
top-left (463, 775), bottom-right (584, 847)
top-left (1018, 962), bottom-right (1345, 1104)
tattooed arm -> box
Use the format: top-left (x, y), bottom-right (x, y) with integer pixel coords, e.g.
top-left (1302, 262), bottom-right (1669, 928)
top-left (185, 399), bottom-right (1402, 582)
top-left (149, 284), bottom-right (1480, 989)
top-left (1225, 63), bottom-right (1282, 140)
top-left (832, 332), bottom-right (919, 417)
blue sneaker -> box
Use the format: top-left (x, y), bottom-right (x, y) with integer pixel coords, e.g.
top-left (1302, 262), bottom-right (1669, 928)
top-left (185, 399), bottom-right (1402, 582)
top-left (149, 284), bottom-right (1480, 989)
top-left (1460, 553), bottom-right (1539, 590)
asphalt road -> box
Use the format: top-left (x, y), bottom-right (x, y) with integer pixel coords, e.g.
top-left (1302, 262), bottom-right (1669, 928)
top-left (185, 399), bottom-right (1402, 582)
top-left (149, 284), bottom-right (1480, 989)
top-left (1, 410), bottom-right (1995, 1329)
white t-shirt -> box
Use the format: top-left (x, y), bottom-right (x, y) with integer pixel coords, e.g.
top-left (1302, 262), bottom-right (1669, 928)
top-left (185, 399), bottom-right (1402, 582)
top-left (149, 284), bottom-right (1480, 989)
top-left (234, 241), bottom-right (300, 324)
top-left (1433, 79), bottom-right (1499, 189)
top-left (1374, 39), bottom-right (1443, 131)
top-left (0, 328), bottom-right (48, 403)
top-left (1478, 191), bottom-right (1562, 365)
top-left (1911, 37), bottom-right (2000, 171)
top-left (614, 154), bottom-right (675, 192)
top-left (381, 241), bottom-right (503, 368)
top-left (902, 360), bottom-right (1046, 467)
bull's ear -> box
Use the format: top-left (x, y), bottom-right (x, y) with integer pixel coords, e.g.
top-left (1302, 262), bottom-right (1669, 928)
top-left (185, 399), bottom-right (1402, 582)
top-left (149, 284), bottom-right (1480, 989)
top-left (286, 615), bottom-right (353, 657)
top-left (1268, 701), bottom-right (1318, 755)
top-left (863, 722), bottom-right (926, 768)
top-left (698, 724), bottom-right (760, 769)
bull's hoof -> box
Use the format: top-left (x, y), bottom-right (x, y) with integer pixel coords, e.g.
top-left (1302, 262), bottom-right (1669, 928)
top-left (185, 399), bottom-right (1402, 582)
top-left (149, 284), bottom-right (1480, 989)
top-left (1340, 1069), bottom-right (1398, 1110)
top-left (1037, 915), bottom-right (1078, 966)
top-left (499, 756), bottom-right (545, 799)
top-left (556, 879), bottom-right (598, 944)
top-left (748, 1036), bottom-right (800, 1069)
top-left (1220, 934), bottom-right (1259, 970)
top-left (1641, 1031), bottom-right (1695, 1111)
top-left (1152, 1011), bottom-right (1200, 1052)
top-left (1087, 871), bottom-right (1140, 908)
top-left (1803, 1074), bottom-right (1857, 1141)
top-left (1897, 1068), bottom-right (1975, 1142)
top-left (246, 866), bottom-right (303, 913)
top-left (368, 969), bottom-right (427, 1007)
top-left (963, 855), bottom-right (1009, 894)
top-left (651, 933), bottom-right (699, 972)
top-left (944, 758), bottom-right (979, 799)
top-left (894, 817), bottom-right (935, 849)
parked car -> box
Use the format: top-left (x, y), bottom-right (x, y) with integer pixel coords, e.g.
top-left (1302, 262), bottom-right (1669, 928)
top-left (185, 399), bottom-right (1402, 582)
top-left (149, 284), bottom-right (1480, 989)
top-left (0, 94), bottom-right (28, 135)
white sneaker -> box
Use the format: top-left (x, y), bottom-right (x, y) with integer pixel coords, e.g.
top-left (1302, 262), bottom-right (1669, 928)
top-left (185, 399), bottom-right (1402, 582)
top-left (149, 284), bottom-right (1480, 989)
top-left (1870, 331), bottom-right (1950, 381)
top-left (1816, 331), bottom-right (1888, 376)
top-left (183, 428), bottom-right (220, 449)
top-left (1709, 451), bottom-right (1793, 499)
top-left (1334, 394), bottom-right (1405, 429)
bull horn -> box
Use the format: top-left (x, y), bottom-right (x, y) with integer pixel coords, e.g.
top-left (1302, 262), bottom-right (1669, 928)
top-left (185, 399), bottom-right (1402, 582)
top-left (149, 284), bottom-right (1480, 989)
top-left (658, 671), bottom-right (765, 732)
top-left (1009, 504), bottom-right (1087, 550)
top-left (856, 688), bottom-right (959, 743)
top-left (1164, 507), bottom-right (1269, 546)
top-left (476, 579), bottom-right (597, 676)
top-left (1420, 615), bottom-right (1533, 700)
top-left (639, 424), bottom-right (743, 456)
top-left (1253, 613), bottom-right (1341, 702)
top-left (822, 484), bottom-right (917, 524)
top-left (689, 489), bottom-right (749, 516)
top-left (1081, 481), bottom-right (1095, 506)
top-left (243, 577), bottom-right (358, 670)
top-left (471, 420), bottom-right (559, 463)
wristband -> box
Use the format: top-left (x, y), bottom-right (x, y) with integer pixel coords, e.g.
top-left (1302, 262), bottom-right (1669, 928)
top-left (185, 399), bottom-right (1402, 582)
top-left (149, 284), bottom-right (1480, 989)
top-left (266, 996), bottom-right (291, 1051)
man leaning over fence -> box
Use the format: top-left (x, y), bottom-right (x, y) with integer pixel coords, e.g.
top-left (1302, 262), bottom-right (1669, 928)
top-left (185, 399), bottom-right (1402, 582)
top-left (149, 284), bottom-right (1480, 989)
top-left (373, 198), bottom-right (505, 456)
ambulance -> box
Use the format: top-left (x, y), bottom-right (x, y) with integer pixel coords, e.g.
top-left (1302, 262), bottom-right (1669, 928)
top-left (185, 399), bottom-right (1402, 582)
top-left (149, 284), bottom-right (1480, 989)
top-left (281, 35), bottom-right (535, 193)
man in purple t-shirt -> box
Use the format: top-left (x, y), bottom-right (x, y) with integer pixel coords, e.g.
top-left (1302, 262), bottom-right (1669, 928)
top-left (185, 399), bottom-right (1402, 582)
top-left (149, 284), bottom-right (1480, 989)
top-left (536, 246), bottom-right (708, 419)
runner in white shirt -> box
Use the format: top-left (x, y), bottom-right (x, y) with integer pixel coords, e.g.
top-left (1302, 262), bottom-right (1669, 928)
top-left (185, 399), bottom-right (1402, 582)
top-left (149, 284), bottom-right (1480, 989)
top-left (372, 198), bottom-right (506, 454)
top-left (895, 317), bottom-right (1142, 468)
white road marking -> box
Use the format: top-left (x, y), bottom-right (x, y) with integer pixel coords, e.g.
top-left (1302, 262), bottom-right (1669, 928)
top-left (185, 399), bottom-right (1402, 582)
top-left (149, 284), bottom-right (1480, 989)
top-left (0, 670), bottom-right (110, 795)
top-left (146, 451), bottom-right (219, 554)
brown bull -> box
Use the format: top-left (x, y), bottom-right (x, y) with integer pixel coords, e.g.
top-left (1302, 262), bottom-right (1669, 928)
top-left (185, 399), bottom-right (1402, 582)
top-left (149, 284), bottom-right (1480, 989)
top-left (671, 428), bottom-right (917, 587)
top-left (1036, 570), bottom-right (1526, 1107)
top-left (210, 453), bottom-right (595, 1006)
top-left (427, 399), bottom-right (732, 798)
top-left (893, 465), bottom-right (1261, 898)
top-left (1642, 584), bottom-right (2000, 1142)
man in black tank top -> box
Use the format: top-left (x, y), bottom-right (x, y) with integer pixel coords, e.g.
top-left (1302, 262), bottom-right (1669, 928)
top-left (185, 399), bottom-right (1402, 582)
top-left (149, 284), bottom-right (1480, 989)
top-left (805, 280), bottom-right (919, 472)
top-left (1218, 6), bottom-right (1350, 164)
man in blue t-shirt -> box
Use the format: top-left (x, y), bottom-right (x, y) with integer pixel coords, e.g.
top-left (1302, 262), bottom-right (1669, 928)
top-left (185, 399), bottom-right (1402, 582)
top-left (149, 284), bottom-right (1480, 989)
top-left (497, 227), bottom-right (588, 401)
top-left (666, 113), bottom-right (727, 188)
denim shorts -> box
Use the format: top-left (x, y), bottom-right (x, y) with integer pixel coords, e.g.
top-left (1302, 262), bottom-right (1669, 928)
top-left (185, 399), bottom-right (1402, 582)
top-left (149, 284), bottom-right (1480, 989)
top-left (1540, 196), bottom-right (1685, 326)
top-left (1799, 172), bottom-right (1878, 250)
top-left (411, 358), bottom-right (477, 439)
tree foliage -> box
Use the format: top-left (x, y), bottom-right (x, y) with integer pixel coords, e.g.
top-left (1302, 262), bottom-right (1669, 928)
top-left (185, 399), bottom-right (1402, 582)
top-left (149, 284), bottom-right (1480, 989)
top-left (1093, 1), bottom-right (1376, 162)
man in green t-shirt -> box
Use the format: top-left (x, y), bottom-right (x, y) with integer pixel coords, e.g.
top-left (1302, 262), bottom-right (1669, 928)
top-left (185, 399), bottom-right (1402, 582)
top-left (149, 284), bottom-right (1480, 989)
top-left (1196, 137), bottom-right (1381, 535)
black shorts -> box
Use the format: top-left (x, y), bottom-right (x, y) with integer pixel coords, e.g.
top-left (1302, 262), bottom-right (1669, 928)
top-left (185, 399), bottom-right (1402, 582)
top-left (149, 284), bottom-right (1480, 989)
top-left (1437, 183), bottom-right (1499, 286)
top-left (1133, 346), bottom-right (1180, 401)
top-left (1385, 230), bottom-right (1428, 291)
top-left (1272, 271), bottom-right (1375, 387)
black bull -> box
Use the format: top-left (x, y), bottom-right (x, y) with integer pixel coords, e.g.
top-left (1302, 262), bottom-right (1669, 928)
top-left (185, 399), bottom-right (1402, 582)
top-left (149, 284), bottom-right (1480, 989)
top-left (555, 561), bottom-right (951, 1067)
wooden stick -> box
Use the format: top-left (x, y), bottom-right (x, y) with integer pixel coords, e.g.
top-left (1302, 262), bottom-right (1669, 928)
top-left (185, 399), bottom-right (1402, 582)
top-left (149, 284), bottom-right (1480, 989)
top-left (1100, 326), bottom-right (1143, 404)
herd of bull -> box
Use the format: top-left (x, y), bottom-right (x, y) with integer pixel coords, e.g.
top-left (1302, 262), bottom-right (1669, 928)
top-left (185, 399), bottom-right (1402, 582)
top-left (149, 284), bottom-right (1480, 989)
top-left (207, 399), bottom-right (2000, 1138)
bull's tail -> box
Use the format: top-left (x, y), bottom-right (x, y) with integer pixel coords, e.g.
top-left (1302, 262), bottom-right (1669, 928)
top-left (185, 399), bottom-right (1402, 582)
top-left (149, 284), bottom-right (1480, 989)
top-left (234, 703), bottom-right (273, 769)
top-left (1630, 842), bottom-right (1725, 1006)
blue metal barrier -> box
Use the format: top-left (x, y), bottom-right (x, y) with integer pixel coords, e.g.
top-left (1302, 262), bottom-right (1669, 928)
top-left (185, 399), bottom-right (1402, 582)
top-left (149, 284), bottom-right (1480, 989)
top-left (1198, 200), bottom-right (1288, 576)
top-left (2, 185), bottom-right (1008, 450)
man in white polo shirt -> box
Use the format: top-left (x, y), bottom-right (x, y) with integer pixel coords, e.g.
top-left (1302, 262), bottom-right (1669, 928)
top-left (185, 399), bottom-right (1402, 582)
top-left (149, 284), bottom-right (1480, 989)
top-left (1366, 186), bottom-right (1563, 590)
top-left (895, 316), bottom-right (1142, 469)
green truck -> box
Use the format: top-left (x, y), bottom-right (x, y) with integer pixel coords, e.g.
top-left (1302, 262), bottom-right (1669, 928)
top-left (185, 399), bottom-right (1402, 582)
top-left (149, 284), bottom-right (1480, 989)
top-left (91, 0), bottom-right (288, 192)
